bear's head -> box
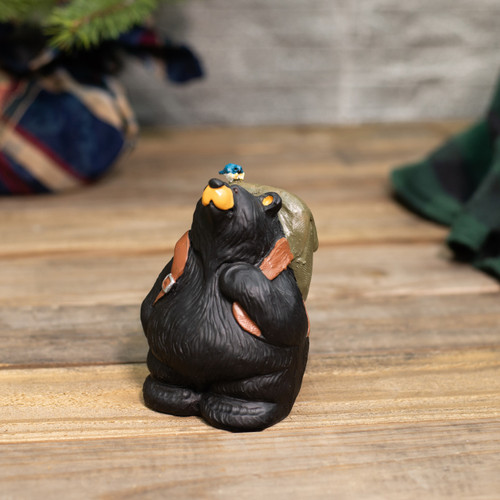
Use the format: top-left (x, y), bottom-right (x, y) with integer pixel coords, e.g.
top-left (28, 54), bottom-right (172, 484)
top-left (190, 178), bottom-right (283, 269)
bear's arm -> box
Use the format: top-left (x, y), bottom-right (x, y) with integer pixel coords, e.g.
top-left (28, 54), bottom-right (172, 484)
top-left (219, 263), bottom-right (308, 346)
top-left (140, 258), bottom-right (173, 331)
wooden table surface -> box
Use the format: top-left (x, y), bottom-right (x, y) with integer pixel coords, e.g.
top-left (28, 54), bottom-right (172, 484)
top-left (1, 122), bottom-right (500, 499)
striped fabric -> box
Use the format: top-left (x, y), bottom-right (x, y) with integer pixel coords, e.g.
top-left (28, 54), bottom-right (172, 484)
top-left (0, 23), bottom-right (203, 196)
top-left (0, 69), bottom-right (137, 195)
top-left (391, 77), bottom-right (500, 280)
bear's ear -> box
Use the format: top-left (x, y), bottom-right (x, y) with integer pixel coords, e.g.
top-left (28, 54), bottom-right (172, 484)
top-left (259, 192), bottom-right (282, 216)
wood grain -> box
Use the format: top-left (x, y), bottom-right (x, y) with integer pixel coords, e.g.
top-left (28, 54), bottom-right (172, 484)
top-left (0, 123), bottom-right (456, 258)
top-left (3, 292), bottom-right (500, 367)
top-left (2, 351), bottom-right (499, 498)
top-left (0, 188), bottom-right (447, 257)
top-left (1, 243), bottom-right (498, 366)
top-left (3, 349), bottom-right (500, 442)
top-left (1, 122), bottom-right (499, 499)
top-left (2, 420), bottom-right (499, 499)
top-left (2, 243), bottom-right (497, 309)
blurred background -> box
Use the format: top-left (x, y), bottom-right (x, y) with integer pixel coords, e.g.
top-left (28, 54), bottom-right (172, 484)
top-left (123, 0), bottom-right (500, 126)
top-left (2, 0), bottom-right (500, 195)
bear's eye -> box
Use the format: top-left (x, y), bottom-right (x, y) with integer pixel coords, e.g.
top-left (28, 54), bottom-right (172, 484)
top-left (232, 187), bottom-right (239, 193)
top-left (262, 195), bottom-right (273, 206)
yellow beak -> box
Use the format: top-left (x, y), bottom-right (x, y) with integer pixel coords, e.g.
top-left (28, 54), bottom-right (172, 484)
top-left (202, 185), bottom-right (234, 211)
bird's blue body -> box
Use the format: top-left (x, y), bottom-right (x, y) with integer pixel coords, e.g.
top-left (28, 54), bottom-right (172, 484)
top-left (219, 163), bottom-right (245, 182)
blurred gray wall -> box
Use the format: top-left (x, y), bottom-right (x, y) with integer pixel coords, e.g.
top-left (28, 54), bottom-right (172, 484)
top-left (120, 0), bottom-right (500, 126)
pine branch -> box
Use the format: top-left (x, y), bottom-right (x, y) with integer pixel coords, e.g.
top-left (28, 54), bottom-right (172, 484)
top-left (0, 0), bottom-right (184, 51)
top-left (0, 0), bottom-right (56, 22)
top-left (44, 0), bottom-right (165, 50)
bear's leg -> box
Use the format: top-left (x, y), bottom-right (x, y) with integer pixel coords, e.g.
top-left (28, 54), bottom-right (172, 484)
top-left (200, 371), bottom-right (294, 432)
top-left (200, 393), bottom-right (286, 433)
top-left (201, 343), bottom-right (309, 432)
top-left (143, 376), bottom-right (202, 416)
top-left (143, 350), bottom-right (202, 417)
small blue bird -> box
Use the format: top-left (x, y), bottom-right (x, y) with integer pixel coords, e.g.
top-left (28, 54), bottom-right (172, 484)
top-left (219, 163), bottom-right (245, 182)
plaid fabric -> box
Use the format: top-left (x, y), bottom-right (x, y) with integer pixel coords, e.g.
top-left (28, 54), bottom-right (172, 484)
top-left (0, 23), bottom-right (203, 195)
top-left (391, 77), bottom-right (500, 279)
top-left (0, 70), bottom-right (137, 194)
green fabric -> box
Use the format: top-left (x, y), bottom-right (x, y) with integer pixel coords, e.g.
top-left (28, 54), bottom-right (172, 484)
top-left (391, 76), bottom-right (500, 280)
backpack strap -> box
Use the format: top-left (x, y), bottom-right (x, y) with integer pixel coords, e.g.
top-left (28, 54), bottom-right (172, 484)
top-left (153, 231), bottom-right (190, 305)
top-left (153, 234), bottom-right (308, 338)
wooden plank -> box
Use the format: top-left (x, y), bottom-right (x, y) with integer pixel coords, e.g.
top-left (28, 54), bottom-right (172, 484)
top-left (1, 420), bottom-right (499, 499)
top-left (309, 292), bottom-right (500, 355)
top-left (2, 243), bottom-right (496, 309)
top-left (0, 304), bottom-right (146, 366)
top-left (3, 293), bottom-right (500, 367)
top-left (3, 124), bottom-right (438, 217)
top-left (0, 122), bottom-right (462, 257)
top-left (3, 349), bottom-right (500, 440)
top-left (1, 350), bottom-right (499, 498)
top-left (0, 253), bottom-right (160, 308)
top-left (127, 122), bottom-right (461, 164)
top-left (0, 204), bottom-right (193, 258)
top-left (0, 198), bottom-right (447, 257)
top-left (1, 243), bottom-right (498, 367)
top-left (310, 242), bottom-right (500, 300)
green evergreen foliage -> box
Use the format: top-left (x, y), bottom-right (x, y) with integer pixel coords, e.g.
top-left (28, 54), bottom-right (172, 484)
top-left (0, 0), bottom-right (55, 22)
top-left (0, 0), bottom-right (175, 50)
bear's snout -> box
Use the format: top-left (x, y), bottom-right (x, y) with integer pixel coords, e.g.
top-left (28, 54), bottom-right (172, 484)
top-left (202, 181), bottom-right (234, 211)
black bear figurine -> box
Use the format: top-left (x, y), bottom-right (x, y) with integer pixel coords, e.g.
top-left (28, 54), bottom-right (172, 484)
top-left (141, 178), bottom-right (311, 432)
